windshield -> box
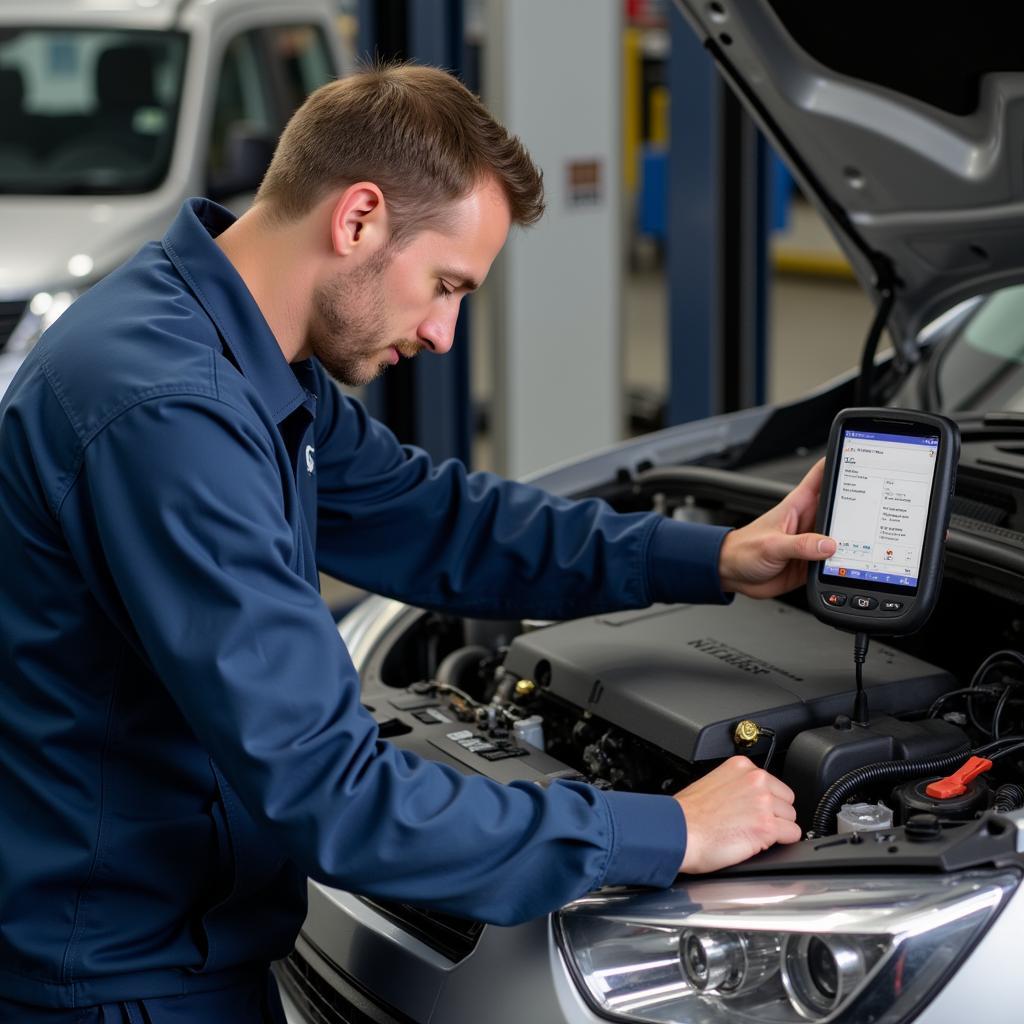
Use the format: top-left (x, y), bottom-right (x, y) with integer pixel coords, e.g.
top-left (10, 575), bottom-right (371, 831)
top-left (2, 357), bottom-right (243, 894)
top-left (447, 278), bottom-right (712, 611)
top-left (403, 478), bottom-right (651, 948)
top-left (932, 285), bottom-right (1024, 413)
top-left (0, 27), bottom-right (187, 195)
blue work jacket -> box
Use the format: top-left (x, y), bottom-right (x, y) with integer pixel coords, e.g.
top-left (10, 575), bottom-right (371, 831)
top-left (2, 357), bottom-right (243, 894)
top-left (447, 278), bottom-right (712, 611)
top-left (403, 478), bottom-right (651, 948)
top-left (0, 199), bottom-right (731, 1009)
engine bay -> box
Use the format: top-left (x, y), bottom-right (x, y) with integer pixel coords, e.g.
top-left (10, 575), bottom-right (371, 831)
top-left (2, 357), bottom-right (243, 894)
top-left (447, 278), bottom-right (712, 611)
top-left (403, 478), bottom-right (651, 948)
top-left (355, 458), bottom-right (1024, 850)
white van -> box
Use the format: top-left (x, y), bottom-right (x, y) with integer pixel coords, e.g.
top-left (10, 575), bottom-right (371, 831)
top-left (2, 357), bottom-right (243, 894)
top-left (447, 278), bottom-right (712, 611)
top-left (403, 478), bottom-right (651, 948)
top-left (0, 0), bottom-right (351, 395)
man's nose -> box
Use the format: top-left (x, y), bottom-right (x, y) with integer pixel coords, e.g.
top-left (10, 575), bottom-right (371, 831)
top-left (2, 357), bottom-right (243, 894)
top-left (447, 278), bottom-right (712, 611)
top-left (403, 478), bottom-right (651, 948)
top-left (418, 304), bottom-right (461, 355)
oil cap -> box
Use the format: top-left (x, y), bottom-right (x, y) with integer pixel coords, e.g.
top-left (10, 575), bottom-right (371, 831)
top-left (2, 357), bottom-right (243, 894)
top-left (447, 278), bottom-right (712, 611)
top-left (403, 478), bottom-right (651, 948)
top-left (925, 756), bottom-right (992, 800)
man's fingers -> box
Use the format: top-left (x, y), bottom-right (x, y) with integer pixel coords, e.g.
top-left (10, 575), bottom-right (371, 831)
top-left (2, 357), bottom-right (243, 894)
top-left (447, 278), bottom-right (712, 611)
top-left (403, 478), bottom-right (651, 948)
top-left (717, 757), bottom-right (795, 803)
top-left (789, 458), bottom-right (828, 530)
top-left (763, 530), bottom-right (836, 565)
top-left (772, 797), bottom-right (798, 822)
top-left (675, 759), bottom-right (802, 873)
top-left (763, 773), bottom-right (796, 804)
top-left (796, 457), bottom-right (826, 495)
top-left (774, 819), bottom-right (803, 845)
top-left (787, 458), bottom-right (826, 514)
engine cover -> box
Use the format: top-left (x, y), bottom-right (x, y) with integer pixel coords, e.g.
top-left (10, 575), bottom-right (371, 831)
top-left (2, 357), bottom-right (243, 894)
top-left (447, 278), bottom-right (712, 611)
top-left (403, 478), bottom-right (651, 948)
top-left (503, 597), bottom-right (955, 762)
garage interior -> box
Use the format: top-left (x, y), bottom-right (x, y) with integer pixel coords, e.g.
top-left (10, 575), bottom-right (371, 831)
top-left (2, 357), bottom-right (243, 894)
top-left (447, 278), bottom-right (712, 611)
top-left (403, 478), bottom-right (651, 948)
top-left (13, 3), bottom-right (1018, 1024)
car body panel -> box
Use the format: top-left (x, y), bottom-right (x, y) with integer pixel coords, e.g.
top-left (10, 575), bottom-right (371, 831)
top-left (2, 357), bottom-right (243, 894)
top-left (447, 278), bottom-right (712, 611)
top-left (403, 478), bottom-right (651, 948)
top-left (285, 880), bottom-right (1024, 1024)
top-left (672, 0), bottom-right (1024, 349)
top-left (0, 199), bottom-right (176, 298)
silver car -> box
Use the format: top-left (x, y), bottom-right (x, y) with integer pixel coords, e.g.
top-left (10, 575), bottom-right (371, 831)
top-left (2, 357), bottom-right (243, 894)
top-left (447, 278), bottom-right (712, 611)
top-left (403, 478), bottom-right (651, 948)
top-left (0, 0), bottom-right (349, 397)
top-left (276, 2), bottom-right (1024, 1023)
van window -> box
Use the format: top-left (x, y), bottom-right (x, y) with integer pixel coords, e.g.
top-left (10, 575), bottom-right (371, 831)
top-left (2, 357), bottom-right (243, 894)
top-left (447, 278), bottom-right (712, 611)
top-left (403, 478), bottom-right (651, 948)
top-left (0, 28), bottom-right (187, 195)
top-left (266, 25), bottom-right (335, 114)
top-left (206, 30), bottom-right (277, 188)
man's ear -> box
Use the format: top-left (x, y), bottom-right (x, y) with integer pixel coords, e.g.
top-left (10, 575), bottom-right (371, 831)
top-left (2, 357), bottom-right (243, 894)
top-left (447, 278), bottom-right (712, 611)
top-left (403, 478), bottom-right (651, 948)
top-left (329, 183), bottom-right (388, 257)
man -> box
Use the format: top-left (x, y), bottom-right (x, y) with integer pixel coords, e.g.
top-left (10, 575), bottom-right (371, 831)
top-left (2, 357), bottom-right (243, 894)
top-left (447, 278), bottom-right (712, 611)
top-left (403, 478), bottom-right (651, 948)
top-left (0, 64), bottom-right (836, 1022)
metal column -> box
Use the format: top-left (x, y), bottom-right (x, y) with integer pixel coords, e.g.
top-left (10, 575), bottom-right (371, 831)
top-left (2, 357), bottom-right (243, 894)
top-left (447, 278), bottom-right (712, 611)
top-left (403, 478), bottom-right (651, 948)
top-left (484, 0), bottom-right (623, 478)
top-left (667, 4), bottom-right (770, 425)
top-left (356, 0), bottom-right (473, 466)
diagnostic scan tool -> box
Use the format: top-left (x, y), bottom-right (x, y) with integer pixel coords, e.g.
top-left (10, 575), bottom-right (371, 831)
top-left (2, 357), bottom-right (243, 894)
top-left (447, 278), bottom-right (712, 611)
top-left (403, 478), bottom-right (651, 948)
top-left (809, 408), bottom-right (960, 638)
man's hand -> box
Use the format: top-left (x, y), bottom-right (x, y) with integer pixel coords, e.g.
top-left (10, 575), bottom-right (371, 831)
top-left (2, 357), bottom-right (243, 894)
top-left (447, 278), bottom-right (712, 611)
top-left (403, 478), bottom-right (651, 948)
top-left (718, 457), bottom-right (836, 599)
top-left (674, 756), bottom-right (801, 873)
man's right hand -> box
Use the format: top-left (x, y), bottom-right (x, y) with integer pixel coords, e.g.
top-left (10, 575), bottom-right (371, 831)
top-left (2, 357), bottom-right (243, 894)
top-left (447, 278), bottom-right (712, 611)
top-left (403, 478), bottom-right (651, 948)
top-left (674, 756), bottom-right (801, 874)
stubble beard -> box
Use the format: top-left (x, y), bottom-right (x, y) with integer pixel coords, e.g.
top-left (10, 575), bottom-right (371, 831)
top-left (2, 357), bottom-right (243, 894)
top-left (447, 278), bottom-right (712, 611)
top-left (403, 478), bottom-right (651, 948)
top-left (307, 250), bottom-right (419, 387)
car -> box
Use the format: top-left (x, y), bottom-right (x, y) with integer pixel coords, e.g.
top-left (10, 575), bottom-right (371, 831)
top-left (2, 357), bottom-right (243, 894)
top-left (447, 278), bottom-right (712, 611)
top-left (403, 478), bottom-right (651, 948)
top-left (0, 0), bottom-right (350, 398)
top-left (272, 3), bottom-right (1024, 1023)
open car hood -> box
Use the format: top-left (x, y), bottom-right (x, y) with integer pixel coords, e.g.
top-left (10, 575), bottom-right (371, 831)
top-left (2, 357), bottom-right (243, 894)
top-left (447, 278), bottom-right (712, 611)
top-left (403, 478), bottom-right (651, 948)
top-left (673, 1), bottom-right (1024, 355)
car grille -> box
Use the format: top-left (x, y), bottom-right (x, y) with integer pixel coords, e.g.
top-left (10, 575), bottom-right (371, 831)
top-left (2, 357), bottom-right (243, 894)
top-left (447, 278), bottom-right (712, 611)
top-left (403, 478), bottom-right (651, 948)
top-left (0, 300), bottom-right (26, 351)
top-left (357, 899), bottom-right (484, 962)
top-left (276, 944), bottom-right (413, 1024)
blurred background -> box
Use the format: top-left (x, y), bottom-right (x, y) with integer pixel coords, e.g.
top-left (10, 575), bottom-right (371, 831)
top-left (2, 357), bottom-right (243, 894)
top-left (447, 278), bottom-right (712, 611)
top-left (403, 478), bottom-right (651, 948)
top-left (0, 0), bottom-right (880, 610)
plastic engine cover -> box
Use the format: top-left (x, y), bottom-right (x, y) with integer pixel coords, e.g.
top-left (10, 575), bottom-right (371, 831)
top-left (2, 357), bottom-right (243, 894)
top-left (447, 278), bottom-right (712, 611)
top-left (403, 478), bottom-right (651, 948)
top-left (502, 597), bottom-right (956, 762)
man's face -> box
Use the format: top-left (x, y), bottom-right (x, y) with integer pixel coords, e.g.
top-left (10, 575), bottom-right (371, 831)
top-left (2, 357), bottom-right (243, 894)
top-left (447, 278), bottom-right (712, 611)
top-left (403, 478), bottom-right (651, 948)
top-left (308, 177), bottom-right (512, 386)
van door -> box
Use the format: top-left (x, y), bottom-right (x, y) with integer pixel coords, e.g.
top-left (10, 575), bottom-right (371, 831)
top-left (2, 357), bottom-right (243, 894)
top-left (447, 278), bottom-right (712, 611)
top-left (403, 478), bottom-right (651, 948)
top-left (205, 23), bottom-right (338, 213)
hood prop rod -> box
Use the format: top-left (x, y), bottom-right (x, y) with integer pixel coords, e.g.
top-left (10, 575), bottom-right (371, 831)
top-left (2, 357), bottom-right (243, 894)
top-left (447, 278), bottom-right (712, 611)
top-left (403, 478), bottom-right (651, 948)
top-left (856, 280), bottom-right (897, 406)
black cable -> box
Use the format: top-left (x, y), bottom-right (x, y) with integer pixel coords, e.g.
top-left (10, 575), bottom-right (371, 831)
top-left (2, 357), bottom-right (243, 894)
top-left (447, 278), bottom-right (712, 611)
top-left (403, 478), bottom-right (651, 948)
top-left (809, 745), bottom-right (971, 838)
top-left (966, 651), bottom-right (1024, 729)
top-left (966, 693), bottom-right (991, 735)
top-left (761, 729), bottom-right (777, 773)
top-left (992, 684), bottom-right (1014, 739)
top-left (811, 733), bottom-right (1024, 836)
top-left (982, 650), bottom-right (1024, 673)
top-left (928, 687), bottom-right (989, 718)
top-left (989, 740), bottom-right (1024, 763)
top-left (811, 650), bottom-right (1024, 835)
top-left (976, 734), bottom-right (1024, 755)
top-left (852, 632), bottom-right (870, 726)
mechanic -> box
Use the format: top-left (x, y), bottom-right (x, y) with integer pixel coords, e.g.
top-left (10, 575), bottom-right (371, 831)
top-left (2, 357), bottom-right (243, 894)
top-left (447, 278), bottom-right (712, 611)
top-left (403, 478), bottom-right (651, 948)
top-left (0, 64), bottom-right (838, 1023)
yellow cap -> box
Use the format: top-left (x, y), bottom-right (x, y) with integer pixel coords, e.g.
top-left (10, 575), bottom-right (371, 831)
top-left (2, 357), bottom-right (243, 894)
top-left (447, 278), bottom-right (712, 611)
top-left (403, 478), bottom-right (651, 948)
top-left (734, 720), bottom-right (760, 747)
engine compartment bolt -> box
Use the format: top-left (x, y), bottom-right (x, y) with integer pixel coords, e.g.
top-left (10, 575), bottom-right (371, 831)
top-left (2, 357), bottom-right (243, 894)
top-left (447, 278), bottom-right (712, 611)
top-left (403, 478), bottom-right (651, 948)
top-left (515, 679), bottom-right (536, 698)
top-left (734, 720), bottom-right (760, 747)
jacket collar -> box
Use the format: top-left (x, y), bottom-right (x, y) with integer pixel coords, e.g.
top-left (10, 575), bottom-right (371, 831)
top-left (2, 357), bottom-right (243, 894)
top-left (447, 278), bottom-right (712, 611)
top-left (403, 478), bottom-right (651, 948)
top-left (162, 198), bottom-right (308, 424)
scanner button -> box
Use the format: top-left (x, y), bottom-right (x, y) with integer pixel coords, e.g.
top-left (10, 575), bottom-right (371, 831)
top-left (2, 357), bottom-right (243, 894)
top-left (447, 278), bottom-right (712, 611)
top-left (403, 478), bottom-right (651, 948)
top-left (822, 592), bottom-right (847, 608)
top-left (852, 595), bottom-right (879, 611)
top-left (881, 600), bottom-right (903, 612)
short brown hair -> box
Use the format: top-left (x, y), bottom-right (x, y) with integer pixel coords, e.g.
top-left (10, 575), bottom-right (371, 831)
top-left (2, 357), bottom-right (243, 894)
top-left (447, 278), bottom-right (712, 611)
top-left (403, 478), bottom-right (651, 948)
top-left (256, 62), bottom-right (544, 242)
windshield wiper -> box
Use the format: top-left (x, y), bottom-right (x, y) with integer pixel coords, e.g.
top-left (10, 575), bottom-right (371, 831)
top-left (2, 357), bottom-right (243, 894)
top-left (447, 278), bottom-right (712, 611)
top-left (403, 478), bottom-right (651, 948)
top-left (0, 182), bottom-right (144, 196)
top-left (951, 411), bottom-right (1024, 440)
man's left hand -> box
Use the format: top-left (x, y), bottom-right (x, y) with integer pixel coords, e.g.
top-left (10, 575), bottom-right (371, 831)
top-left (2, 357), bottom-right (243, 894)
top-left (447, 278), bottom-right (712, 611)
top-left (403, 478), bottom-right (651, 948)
top-left (718, 458), bottom-right (836, 599)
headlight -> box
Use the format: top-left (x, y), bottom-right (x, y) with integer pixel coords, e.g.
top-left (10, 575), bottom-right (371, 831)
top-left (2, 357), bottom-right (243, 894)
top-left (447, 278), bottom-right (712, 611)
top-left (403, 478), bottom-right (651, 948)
top-left (6, 290), bottom-right (81, 355)
top-left (556, 871), bottom-right (1017, 1024)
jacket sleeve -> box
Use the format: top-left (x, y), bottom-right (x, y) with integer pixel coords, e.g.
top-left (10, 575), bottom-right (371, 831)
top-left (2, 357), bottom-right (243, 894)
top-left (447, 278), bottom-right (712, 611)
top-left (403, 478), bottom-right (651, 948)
top-left (313, 378), bottom-right (732, 618)
top-left (67, 393), bottom-right (686, 925)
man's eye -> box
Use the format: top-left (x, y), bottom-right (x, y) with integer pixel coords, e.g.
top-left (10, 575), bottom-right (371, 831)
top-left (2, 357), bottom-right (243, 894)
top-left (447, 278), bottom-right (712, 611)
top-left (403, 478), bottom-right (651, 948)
top-left (436, 281), bottom-right (454, 299)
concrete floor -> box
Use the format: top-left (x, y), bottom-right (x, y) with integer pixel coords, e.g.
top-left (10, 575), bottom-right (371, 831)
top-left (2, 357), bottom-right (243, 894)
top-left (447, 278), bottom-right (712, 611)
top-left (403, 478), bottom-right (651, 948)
top-left (623, 266), bottom-right (877, 408)
top-left (623, 198), bottom-right (881, 409)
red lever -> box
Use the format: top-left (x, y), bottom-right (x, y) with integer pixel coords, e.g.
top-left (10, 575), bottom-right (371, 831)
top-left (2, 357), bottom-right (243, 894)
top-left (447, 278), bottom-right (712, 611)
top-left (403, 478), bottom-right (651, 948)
top-left (925, 756), bottom-right (993, 800)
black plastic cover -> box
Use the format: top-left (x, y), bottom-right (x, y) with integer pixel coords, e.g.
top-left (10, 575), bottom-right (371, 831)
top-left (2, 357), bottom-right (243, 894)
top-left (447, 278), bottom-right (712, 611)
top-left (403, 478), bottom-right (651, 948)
top-left (783, 714), bottom-right (967, 825)
top-left (503, 597), bottom-right (955, 762)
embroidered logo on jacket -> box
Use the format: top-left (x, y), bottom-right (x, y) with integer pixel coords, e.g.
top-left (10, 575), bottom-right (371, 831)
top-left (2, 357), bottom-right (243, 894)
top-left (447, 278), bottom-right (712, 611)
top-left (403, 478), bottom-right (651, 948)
top-left (305, 445), bottom-right (315, 474)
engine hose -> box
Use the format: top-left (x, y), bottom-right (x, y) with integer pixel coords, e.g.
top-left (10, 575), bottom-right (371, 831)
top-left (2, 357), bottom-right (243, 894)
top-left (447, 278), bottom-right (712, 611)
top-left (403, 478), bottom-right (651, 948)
top-left (994, 783), bottom-right (1024, 814)
top-left (810, 746), bottom-right (970, 837)
top-left (435, 645), bottom-right (491, 692)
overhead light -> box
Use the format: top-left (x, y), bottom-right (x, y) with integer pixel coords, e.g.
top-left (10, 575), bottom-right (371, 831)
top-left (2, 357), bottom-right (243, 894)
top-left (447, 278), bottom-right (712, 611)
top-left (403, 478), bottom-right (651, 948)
top-left (67, 254), bottom-right (94, 278)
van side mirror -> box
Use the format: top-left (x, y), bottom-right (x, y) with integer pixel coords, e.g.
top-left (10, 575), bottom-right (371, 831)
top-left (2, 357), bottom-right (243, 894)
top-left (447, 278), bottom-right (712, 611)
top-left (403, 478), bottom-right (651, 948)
top-left (207, 125), bottom-right (276, 201)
